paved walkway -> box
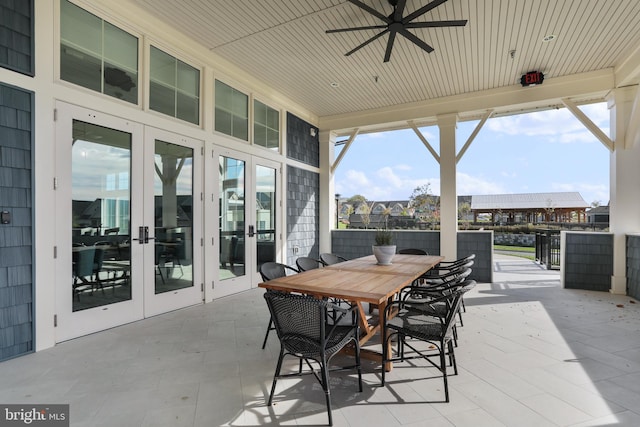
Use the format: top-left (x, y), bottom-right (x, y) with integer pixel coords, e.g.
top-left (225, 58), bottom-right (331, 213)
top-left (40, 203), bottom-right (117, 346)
top-left (1, 255), bottom-right (640, 426)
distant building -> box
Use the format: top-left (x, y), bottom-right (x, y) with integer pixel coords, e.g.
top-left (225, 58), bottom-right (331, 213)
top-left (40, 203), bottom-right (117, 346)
top-left (471, 192), bottom-right (590, 224)
top-left (586, 204), bottom-right (610, 224)
top-left (343, 192), bottom-right (593, 227)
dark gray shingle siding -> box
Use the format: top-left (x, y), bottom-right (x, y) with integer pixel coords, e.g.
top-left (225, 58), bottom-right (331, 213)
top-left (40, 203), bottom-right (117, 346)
top-left (0, 83), bottom-right (33, 361)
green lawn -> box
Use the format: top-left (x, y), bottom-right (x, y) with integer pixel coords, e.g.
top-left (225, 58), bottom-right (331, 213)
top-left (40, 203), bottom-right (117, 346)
top-left (494, 245), bottom-right (535, 260)
top-left (494, 245), bottom-right (535, 253)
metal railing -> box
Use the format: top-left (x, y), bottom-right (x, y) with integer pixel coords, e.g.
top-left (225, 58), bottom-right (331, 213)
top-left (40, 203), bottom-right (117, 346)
top-left (535, 229), bottom-right (560, 270)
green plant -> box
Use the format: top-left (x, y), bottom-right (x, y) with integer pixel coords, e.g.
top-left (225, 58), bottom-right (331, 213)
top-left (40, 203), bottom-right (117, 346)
top-left (374, 228), bottom-right (394, 246)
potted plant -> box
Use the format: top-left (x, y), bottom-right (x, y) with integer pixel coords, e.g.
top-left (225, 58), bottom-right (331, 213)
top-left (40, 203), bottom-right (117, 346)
top-left (373, 227), bottom-right (396, 265)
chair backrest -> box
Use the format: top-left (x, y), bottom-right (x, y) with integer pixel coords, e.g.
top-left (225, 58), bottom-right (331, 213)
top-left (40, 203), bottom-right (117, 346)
top-left (319, 253), bottom-right (347, 266)
top-left (263, 291), bottom-right (327, 354)
top-left (398, 248), bottom-right (428, 255)
top-left (74, 247), bottom-right (95, 277)
top-left (296, 256), bottom-right (322, 272)
top-left (259, 262), bottom-right (298, 281)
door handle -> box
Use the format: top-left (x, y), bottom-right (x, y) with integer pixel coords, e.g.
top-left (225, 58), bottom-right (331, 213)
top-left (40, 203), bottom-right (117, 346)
top-left (247, 225), bottom-right (255, 237)
top-left (132, 226), bottom-right (150, 244)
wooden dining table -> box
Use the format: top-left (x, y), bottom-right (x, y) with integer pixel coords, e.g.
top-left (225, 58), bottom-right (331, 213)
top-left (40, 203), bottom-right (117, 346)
top-left (258, 253), bottom-right (444, 370)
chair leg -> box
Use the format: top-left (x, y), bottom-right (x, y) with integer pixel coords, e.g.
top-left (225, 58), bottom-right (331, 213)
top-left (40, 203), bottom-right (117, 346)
top-left (381, 322), bottom-right (388, 386)
top-left (448, 340), bottom-right (458, 375)
top-left (440, 342), bottom-right (449, 403)
top-left (268, 350), bottom-right (285, 406)
top-left (261, 318), bottom-right (273, 349)
top-left (355, 338), bottom-right (363, 392)
top-left (320, 357), bottom-right (333, 426)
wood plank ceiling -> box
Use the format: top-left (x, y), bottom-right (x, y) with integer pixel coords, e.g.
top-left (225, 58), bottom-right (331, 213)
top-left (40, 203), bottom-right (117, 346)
top-left (130, 0), bottom-right (640, 119)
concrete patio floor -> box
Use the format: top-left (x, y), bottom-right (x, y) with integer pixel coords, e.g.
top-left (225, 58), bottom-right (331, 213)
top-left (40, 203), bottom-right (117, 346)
top-left (1, 254), bottom-right (640, 426)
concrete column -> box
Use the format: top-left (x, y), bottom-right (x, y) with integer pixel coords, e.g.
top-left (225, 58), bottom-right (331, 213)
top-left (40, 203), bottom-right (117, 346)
top-left (608, 86), bottom-right (640, 294)
top-left (319, 130), bottom-right (337, 254)
top-left (437, 113), bottom-right (458, 260)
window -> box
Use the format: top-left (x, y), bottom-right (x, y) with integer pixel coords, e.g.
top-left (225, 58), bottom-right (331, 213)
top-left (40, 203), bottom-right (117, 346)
top-left (60, 0), bottom-right (138, 104)
top-left (0, 0), bottom-right (34, 75)
top-left (254, 100), bottom-right (280, 150)
top-left (149, 46), bottom-right (200, 124)
top-left (215, 80), bottom-right (248, 140)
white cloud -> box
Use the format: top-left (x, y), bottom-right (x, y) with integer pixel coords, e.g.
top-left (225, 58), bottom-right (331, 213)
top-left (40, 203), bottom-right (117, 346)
top-left (457, 172), bottom-right (506, 195)
top-left (376, 167), bottom-right (403, 188)
top-left (487, 102), bottom-right (609, 143)
top-left (550, 182), bottom-right (609, 204)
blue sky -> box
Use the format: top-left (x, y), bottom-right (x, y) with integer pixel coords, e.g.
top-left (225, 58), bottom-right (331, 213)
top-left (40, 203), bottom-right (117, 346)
top-left (334, 102), bottom-right (610, 206)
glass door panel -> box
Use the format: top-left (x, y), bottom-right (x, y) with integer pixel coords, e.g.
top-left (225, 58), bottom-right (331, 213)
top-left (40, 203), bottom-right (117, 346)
top-left (219, 156), bottom-right (246, 280)
top-left (153, 140), bottom-right (193, 294)
top-left (255, 164), bottom-right (276, 272)
top-left (71, 121), bottom-right (132, 311)
top-left (143, 127), bottom-right (202, 318)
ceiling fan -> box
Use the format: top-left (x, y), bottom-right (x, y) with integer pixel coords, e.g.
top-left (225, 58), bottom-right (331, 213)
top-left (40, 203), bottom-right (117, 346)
top-left (326, 0), bottom-right (467, 63)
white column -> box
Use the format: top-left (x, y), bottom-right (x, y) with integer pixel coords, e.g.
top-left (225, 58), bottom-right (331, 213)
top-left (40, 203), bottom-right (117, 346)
top-left (437, 113), bottom-right (458, 260)
top-left (319, 130), bottom-right (337, 254)
top-left (608, 86), bottom-right (640, 294)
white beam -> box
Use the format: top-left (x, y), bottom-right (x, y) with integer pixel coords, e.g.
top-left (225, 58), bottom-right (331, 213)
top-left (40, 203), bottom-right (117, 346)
top-left (615, 42), bottom-right (640, 88)
top-left (456, 110), bottom-right (494, 163)
top-left (330, 128), bottom-right (359, 175)
top-left (409, 121), bottom-right (440, 162)
top-left (320, 69), bottom-right (613, 132)
top-left (438, 113), bottom-right (458, 261)
top-left (561, 98), bottom-right (614, 151)
top-left (624, 89), bottom-right (640, 149)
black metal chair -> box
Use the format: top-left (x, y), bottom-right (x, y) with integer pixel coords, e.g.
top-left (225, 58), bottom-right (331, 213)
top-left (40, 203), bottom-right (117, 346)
top-left (397, 248), bottom-right (428, 255)
top-left (426, 254), bottom-right (476, 277)
top-left (381, 280), bottom-right (476, 402)
top-left (296, 256), bottom-right (324, 272)
top-left (319, 253), bottom-right (347, 266)
top-left (263, 290), bottom-right (362, 426)
top-left (260, 262), bottom-right (299, 349)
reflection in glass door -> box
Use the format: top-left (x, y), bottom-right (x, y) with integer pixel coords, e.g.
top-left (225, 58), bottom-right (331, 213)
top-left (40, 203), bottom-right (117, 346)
top-left (255, 165), bottom-right (276, 272)
top-left (143, 128), bottom-right (202, 318)
top-left (219, 156), bottom-right (246, 280)
top-left (153, 140), bottom-right (193, 294)
top-left (71, 121), bottom-right (132, 312)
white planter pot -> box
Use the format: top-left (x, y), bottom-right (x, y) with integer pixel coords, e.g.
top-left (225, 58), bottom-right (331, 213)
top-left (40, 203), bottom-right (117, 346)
top-left (373, 245), bottom-right (396, 265)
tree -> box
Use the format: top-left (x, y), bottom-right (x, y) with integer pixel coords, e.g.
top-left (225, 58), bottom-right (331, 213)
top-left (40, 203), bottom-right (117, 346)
top-left (409, 184), bottom-right (438, 222)
top-left (458, 201), bottom-right (471, 229)
top-left (347, 194), bottom-right (367, 205)
top-left (360, 201), bottom-right (373, 229)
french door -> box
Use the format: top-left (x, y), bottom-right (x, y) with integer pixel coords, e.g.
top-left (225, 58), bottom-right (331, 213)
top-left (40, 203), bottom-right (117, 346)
top-left (209, 147), bottom-right (280, 299)
top-left (55, 103), bottom-right (202, 341)
top-left (142, 127), bottom-right (203, 317)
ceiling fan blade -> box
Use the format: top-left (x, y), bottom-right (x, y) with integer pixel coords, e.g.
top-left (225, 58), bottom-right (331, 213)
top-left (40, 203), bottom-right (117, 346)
top-left (383, 30), bottom-right (398, 63)
top-left (399, 28), bottom-right (434, 53)
top-left (346, 0), bottom-right (391, 23)
top-left (345, 29), bottom-right (389, 56)
top-left (326, 25), bottom-right (387, 34)
top-left (393, 0), bottom-right (407, 22)
top-left (403, 0), bottom-right (447, 24)
top-left (406, 20), bottom-right (468, 28)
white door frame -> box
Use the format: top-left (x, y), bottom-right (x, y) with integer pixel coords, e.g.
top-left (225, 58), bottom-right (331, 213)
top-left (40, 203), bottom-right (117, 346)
top-left (54, 102), bottom-right (144, 342)
top-left (205, 145), bottom-right (282, 301)
top-left (142, 126), bottom-right (204, 317)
